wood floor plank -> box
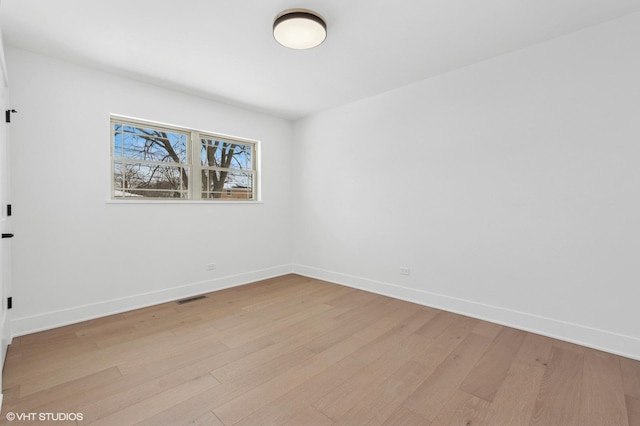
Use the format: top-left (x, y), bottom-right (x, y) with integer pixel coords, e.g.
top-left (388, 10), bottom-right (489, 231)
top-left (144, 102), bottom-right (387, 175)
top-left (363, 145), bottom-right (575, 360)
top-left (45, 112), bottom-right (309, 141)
top-left (22, 333), bottom-right (97, 361)
top-left (209, 337), bottom-right (313, 384)
top-left (2, 366), bottom-right (122, 415)
top-left (265, 291), bottom-right (385, 345)
top-left (218, 300), bottom-right (410, 382)
top-left (335, 360), bottom-right (432, 425)
top-left (11, 360), bottom-right (121, 398)
top-left (92, 315), bottom-right (202, 349)
top-left (383, 407), bottom-right (432, 426)
top-left (350, 309), bottom-right (451, 365)
top-left (352, 303), bottom-right (435, 342)
top-left (414, 311), bottom-right (462, 339)
top-left (239, 278), bottom-right (346, 313)
top-left (33, 337), bottom-right (272, 418)
top-left (179, 275), bottom-right (313, 322)
top-left (213, 304), bottom-right (411, 425)
top-left (121, 336), bottom-right (271, 385)
top-left (478, 333), bottom-right (552, 425)
top-left (410, 316), bottom-right (479, 366)
top-left (213, 346), bottom-right (315, 387)
top-left (116, 336), bottom-right (229, 377)
top-left (218, 302), bottom-right (333, 348)
top-left (216, 301), bottom-right (420, 425)
top-left (515, 332), bottom-right (554, 366)
top-left (135, 388), bottom-right (225, 426)
top-left (304, 297), bottom-right (401, 353)
top-left (313, 323), bottom-right (458, 422)
top-left (209, 299), bottom-right (402, 384)
top-left (212, 335), bottom-right (370, 425)
top-left (430, 389), bottom-right (490, 426)
top-left (283, 406), bottom-right (334, 426)
top-left (472, 320), bottom-right (503, 338)
top-left (179, 411), bottom-right (224, 426)
top-left (431, 334), bottom-right (552, 425)
top-left (12, 327), bottom-right (167, 378)
top-left (402, 332), bottom-right (492, 422)
top-left (88, 374), bottom-right (220, 425)
top-left (621, 357), bottom-right (640, 398)
top-left (580, 350), bottom-right (629, 426)
top-left (78, 351), bottom-right (235, 423)
top-left (313, 358), bottom-right (399, 421)
top-left (551, 339), bottom-right (587, 355)
top-left (481, 360), bottom-right (543, 425)
top-left (323, 286), bottom-right (379, 309)
top-left (459, 326), bottom-right (527, 401)
top-left (530, 346), bottom-right (584, 426)
top-left (3, 341), bottom-right (99, 385)
top-left (17, 324), bottom-right (84, 346)
top-left (146, 339), bottom-right (328, 423)
top-left (626, 395), bottom-right (640, 426)
top-left (210, 281), bottom-right (322, 331)
top-left (233, 355), bottom-right (366, 426)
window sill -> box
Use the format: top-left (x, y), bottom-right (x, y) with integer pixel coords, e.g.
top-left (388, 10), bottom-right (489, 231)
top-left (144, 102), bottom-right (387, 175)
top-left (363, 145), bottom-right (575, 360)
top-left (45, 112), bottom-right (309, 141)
top-left (106, 199), bottom-right (264, 205)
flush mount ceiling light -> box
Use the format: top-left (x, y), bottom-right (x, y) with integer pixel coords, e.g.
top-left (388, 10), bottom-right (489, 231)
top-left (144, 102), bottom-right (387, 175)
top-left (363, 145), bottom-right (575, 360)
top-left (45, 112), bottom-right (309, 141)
top-left (273, 9), bottom-right (326, 49)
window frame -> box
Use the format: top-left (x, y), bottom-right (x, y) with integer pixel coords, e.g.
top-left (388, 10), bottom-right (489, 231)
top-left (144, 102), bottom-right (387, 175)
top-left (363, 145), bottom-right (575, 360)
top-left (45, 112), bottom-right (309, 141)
top-left (110, 115), bottom-right (260, 202)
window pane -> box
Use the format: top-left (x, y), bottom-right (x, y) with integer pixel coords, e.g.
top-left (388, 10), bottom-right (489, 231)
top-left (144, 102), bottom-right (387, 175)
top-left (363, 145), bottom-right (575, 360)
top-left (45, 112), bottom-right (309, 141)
top-left (201, 169), bottom-right (253, 199)
top-left (113, 162), bottom-right (127, 196)
top-left (114, 162), bottom-right (189, 199)
top-left (114, 124), bottom-right (124, 158)
top-left (114, 124), bottom-right (187, 163)
top-left (201, 138), bottom-right (252, 170)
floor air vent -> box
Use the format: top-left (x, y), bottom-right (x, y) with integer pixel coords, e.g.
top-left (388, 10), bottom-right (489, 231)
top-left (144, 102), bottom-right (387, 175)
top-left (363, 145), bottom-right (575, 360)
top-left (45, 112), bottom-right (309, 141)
top-left (177, 295), bottom-right (207, 304)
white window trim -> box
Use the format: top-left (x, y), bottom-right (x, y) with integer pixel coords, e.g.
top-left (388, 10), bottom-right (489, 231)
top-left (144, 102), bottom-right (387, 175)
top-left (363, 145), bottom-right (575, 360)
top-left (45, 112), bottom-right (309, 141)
top-left (109, 114), bottom-right (261, 202)
top-left (105, 199), bottom-right (264, 205)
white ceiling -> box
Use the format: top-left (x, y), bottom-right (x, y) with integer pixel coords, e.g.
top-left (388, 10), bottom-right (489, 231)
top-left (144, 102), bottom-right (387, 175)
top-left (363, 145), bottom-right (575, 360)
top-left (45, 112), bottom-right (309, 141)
top-left (2, 0), bottom-right (639, 119)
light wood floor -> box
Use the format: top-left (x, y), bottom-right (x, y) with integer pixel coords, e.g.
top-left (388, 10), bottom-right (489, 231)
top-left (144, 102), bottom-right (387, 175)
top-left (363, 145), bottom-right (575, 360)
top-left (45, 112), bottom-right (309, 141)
top-left (1, 274), bottom-right (639, 425)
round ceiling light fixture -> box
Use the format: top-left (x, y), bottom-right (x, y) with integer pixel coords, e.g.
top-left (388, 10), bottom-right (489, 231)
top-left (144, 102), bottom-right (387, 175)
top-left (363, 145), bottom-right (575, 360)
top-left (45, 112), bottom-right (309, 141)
top-left (273, 9), bottom-right (326, 49)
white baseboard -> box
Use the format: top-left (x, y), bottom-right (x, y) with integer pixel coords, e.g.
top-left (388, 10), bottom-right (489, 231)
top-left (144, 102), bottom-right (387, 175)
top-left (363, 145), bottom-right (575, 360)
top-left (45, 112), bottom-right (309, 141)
top-left (292, 264), bottom-right (640, 361)
top-left (11, 265), bottom-right (294, 337)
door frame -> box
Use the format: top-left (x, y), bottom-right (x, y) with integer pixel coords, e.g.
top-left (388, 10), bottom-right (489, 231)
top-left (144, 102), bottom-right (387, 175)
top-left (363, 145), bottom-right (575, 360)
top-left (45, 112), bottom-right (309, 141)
top-left (0, 27), bottom-right (12, 408)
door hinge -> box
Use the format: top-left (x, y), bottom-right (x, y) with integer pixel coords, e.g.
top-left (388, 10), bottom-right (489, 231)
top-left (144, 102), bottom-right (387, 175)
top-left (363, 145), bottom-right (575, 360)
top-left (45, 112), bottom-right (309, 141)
top-left (7, 297), bottom-right (12, 310)
top-left (5, 109), bottom-right (17, 123)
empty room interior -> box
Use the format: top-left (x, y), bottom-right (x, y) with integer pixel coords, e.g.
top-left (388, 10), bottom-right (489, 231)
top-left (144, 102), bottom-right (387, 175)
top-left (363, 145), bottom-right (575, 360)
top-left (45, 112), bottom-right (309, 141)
top-left (0, 0), bottom-right (639, 424)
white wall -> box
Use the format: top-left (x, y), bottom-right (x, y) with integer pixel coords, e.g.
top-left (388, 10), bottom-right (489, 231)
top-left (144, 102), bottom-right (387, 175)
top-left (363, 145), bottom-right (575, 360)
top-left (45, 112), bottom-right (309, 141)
top-left (292, 13), bottom-right (640, 359)
top-left (6, 47), bottom-right (293, 335)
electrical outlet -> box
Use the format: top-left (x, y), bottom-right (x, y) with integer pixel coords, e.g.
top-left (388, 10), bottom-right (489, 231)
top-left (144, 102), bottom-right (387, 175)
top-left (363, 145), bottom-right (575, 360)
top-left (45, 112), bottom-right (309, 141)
top-left (400, 267), bottom-right (410, 276)
top-left (206, 263), bottom-right (216, 271)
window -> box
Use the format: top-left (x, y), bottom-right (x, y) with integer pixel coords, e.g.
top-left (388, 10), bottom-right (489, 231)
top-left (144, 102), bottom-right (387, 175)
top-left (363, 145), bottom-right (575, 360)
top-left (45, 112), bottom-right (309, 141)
top-left (111, 116), bottom-right (258, 201)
